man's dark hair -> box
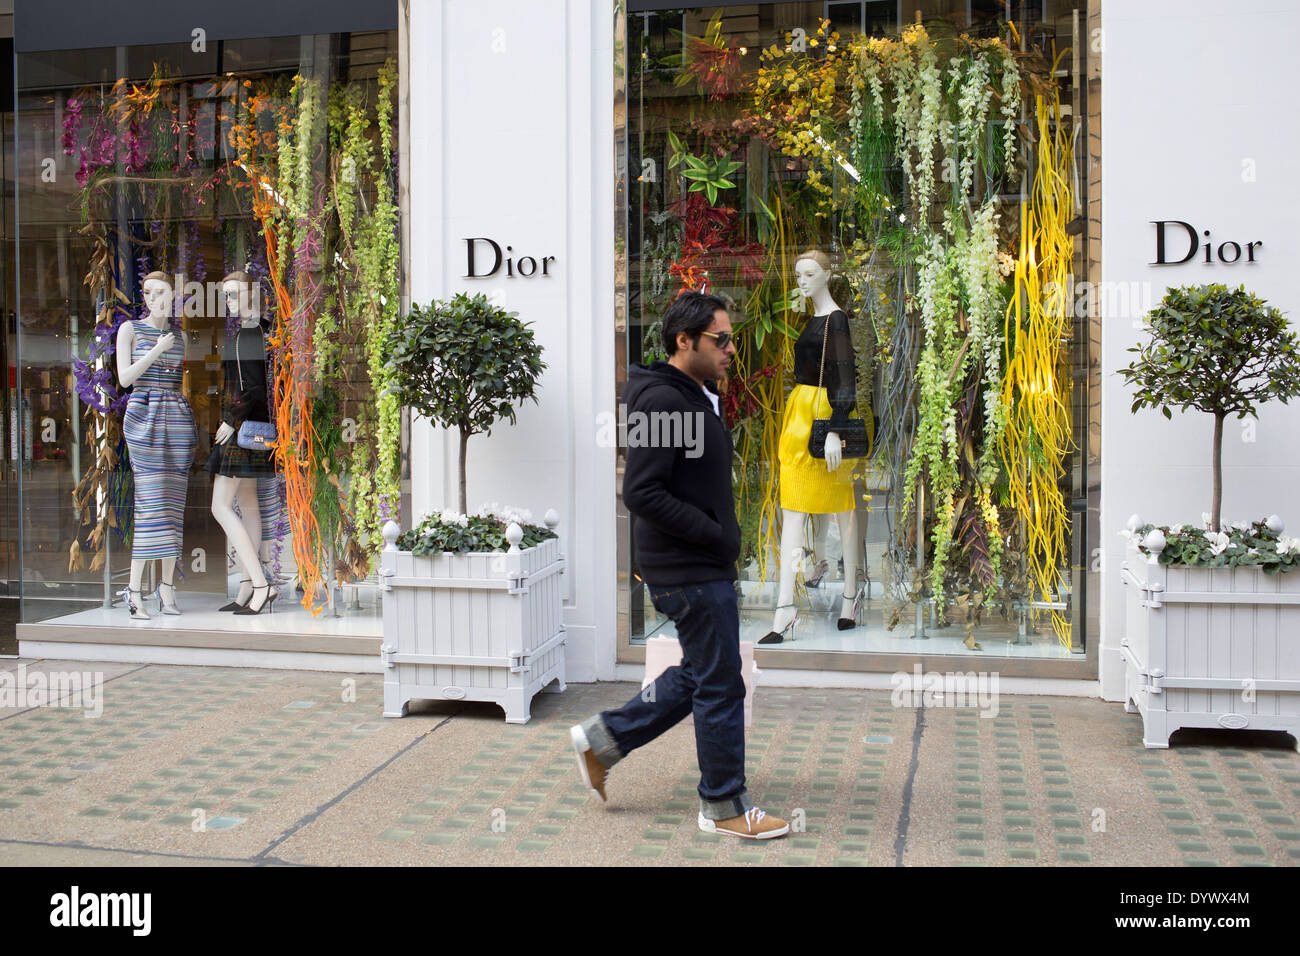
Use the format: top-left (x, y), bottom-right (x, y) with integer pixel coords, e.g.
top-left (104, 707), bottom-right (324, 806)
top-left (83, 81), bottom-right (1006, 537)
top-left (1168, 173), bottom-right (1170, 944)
top-left (661, 290), bottom-right (727, 356)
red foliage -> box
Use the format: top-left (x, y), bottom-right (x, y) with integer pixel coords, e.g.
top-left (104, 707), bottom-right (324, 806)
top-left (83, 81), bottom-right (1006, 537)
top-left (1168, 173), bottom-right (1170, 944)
top-left (683, 37), bottom-right (742, 102)
top-left (721, 364), bottom-right (778, 427)
top-left (668, 192), bottom-right (767, 287)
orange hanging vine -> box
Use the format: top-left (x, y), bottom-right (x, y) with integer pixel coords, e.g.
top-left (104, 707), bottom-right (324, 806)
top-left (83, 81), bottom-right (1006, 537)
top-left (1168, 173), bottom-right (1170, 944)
top-left (231, 79), bottom-right (328, 614)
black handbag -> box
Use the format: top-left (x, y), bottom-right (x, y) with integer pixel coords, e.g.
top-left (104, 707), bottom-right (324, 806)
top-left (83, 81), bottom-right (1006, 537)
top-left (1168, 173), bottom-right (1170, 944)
top-left (807, 313), bottom-right (870, 460)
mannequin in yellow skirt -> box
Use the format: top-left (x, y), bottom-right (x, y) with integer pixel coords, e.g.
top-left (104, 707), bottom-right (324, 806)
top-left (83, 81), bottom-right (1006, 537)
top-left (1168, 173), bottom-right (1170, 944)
top-left (761, 251), bottom-right (863, 644)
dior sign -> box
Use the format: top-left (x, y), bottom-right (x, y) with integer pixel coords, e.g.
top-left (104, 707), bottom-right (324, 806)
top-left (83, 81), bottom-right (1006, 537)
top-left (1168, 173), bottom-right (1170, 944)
top-left (1151, 220), bottom-right (1262, 266)
top-left (464, 237), bottom-right (556, 279)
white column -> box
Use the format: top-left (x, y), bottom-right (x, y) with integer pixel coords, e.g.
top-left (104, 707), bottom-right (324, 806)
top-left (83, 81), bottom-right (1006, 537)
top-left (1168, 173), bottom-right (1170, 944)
top-left (407, 0), bottom-right (617, 682)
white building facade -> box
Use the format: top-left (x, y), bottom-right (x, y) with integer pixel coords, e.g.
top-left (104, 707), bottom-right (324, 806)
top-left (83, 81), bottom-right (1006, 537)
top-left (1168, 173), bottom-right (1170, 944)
top-left (404, 0), bottom-right (1300, 699)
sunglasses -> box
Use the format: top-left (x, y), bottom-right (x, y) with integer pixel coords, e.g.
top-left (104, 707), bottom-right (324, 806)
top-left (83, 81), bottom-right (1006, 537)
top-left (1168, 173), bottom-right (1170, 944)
top-left (698, 330), bottom-right (733, 349)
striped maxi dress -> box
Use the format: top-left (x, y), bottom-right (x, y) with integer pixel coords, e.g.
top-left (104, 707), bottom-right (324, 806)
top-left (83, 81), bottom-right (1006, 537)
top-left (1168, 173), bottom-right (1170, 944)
top-left (122, 321), bottom-right (197, 561)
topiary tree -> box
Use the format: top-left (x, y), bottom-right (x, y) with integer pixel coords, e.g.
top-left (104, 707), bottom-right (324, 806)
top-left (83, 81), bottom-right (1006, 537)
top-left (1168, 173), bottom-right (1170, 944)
top-left (388, 293), bottom-right (546, 514)
top-left (1121, 283), bottom-right (1300, 532)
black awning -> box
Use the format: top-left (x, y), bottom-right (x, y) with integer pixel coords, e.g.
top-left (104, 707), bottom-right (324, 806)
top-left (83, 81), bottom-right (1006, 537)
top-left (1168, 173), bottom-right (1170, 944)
top-left (15, 0), bottom-right (398, 53)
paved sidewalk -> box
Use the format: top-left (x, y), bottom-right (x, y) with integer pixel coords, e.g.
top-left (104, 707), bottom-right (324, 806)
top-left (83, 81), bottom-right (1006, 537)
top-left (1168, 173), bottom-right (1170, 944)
top-left (1, 659), bottom-right (1298, 866)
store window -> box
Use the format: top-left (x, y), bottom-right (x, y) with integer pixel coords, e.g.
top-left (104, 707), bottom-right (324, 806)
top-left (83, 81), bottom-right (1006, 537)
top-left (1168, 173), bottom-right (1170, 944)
top-left (616, 1), bottom-right (1100, 666)
top-left (14, 30), bottom-right (402, 629)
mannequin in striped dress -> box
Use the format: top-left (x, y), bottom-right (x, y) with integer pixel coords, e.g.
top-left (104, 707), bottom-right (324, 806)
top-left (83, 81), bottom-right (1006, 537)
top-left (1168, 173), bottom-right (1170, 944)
top-left (116, 271), bottom-right (197, 619)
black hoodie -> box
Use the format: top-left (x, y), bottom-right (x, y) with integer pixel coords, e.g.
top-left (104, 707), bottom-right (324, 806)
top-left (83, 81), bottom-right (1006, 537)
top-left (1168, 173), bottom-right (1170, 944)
top-left (622, 361), bottom-right (740, 585)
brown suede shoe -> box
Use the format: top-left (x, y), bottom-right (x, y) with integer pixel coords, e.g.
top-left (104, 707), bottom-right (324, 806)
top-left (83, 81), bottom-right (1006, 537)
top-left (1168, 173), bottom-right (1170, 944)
top-left (570, 725), bottom-right (608, 802)
top-left (699, 808), bottom-right (789, 839)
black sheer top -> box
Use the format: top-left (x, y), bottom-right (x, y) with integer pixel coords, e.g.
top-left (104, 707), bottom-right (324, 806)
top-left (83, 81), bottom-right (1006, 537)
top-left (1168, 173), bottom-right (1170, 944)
top-left (220, 322), bottom-right (271, 430)
top-left (203, 320), bottom-right (275, 478)
top-left (792, 310), bottom-right (856, 428)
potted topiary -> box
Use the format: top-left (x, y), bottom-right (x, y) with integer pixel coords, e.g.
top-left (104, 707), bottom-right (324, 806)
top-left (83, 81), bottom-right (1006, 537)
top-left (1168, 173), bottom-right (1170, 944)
top-left (387, 292), bottom-right (547, 514)
top-left (379, 294), bottom-right (563, 723)
top-left (1118, 283), bottom-right (1300, 750)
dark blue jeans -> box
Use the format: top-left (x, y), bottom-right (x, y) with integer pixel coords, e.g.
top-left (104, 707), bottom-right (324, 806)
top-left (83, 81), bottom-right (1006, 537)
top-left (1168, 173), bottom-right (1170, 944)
top-left (580, 579), bottom-right (751, 821)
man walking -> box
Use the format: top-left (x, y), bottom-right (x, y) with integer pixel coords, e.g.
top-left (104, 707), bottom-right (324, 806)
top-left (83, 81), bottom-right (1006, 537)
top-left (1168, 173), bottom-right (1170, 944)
top-left (571, 291), bottom-right (788, 840)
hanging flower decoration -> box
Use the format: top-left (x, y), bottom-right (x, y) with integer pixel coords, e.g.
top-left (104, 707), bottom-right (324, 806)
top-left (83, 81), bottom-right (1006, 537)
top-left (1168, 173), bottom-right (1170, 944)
top-left (62, 97), bottom-right (82, 155)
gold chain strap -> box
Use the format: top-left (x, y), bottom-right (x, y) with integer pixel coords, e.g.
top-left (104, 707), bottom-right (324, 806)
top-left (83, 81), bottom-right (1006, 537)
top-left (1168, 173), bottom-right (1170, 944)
top-left (816, 312), bottom-right (829, 408)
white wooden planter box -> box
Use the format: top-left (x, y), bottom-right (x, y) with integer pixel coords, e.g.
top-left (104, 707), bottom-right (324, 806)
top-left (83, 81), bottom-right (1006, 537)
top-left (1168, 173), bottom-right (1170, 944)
top-left (379, 517), bottom-right (567, 724)
top-left (1120, 542), bottom-right (1300, 750)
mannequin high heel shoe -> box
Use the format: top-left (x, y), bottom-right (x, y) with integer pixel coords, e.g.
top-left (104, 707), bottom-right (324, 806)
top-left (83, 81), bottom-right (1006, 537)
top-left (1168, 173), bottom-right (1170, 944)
top-left (234, 583), bottom-right (277, 616)
top-left (837, 585), bottom-right (866, 631)
top-left (156, 582), bottom-right (182, 616)
top-left (125, 588), bottom-right (151, 621)
top-left (759, 604), bottom-right (798, 645)
top-left (219, 579), bottom-right (252, 612)
top-left (804, 558), bottom-right (830, 590)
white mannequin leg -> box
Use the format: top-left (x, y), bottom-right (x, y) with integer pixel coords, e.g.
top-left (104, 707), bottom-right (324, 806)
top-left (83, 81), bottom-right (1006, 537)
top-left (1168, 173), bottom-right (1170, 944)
top-left (129, 559), bottom-right (147, 592)
top-left (236, 478), bottom-right (262, 557)
top-left (231, 479), bottom-right (263, 604)
top-left (127, 559), bottom-right (151, 617)
top-left (155, 556), bottom-right (182, 614)
top-left (771, 508), bottom-right (806, 632)
top-left (836, 508), bottom-right (860, 618)
top-left (212, 475), bottom-right (268, 594)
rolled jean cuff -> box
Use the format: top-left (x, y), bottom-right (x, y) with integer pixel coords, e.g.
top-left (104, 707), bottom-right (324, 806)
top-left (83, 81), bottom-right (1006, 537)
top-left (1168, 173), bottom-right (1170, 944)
top-left (699, 790), bottom-right (752, 822)
top-left (580, 714), bottom-right (623, 769)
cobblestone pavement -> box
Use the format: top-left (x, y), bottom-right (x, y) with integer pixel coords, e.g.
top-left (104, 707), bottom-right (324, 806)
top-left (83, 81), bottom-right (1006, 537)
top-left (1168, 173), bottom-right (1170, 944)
top-left (1, 659), bottom-right (1298, 866)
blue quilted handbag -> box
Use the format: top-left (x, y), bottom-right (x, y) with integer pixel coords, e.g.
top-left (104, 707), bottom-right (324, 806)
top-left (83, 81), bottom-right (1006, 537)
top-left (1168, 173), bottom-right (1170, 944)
top-left (237, 420), bottom-right (277, 451)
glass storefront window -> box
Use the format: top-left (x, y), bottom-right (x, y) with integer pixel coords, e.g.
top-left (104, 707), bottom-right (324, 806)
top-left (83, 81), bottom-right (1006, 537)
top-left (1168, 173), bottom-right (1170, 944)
top-left (616, 2), bottom-right (1100, 667)
top-left (14, 31), bottom-right (403, 629)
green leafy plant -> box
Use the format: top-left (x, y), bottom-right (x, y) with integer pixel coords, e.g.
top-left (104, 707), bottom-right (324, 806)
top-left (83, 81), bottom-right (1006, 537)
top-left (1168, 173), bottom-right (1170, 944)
top-left (666, 131), bottom-right (743, 205)
top-left (1120, 284), bottom-right (1300, 532)
top-left (1130, 519), bottom-right (1300, 574)
top-left (386, 293), bottom-right (546, 514)
top-left (397, 510), bottom-right (556, 556)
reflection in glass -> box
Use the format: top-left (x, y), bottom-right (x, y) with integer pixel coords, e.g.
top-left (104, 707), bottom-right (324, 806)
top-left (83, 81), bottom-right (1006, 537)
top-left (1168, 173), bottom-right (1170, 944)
top-left (16, 32), bottom-right (401, 630)
top-left (618, 2), bottom-right (1098, 664)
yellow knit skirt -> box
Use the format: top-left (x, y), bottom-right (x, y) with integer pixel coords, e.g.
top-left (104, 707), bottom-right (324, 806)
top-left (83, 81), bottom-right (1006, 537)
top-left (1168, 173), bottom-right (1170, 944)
top-left (778, 384), bottom-right (856, 514)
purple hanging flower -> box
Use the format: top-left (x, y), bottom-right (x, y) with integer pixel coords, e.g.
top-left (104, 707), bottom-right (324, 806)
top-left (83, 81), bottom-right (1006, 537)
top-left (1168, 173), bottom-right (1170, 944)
top-left (75, 148), bottom-right (90, 188)
top-left (191, 223), bottom-right (207, 287)
top-left (72, 359), bottom-right (95, 406)
top-left (136, 252), bottom-right (153, 318)
top-left (123, 119), bottom-right (146, 173)
top-left (62, 97), bottom-right (83, 156)
top-left (90, 126), bottom-right (116, 170)
top-left (72, 360), bottom-right (125, 415)
top-left (93, 321), bottom-right (115, 351)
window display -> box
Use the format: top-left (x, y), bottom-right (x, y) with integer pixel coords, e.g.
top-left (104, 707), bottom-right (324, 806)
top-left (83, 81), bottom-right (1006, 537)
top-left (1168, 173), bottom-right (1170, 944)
top-left (618, 3), bottom-right (1098, 662)
top-left (16, 30), bottom-right (402, 631)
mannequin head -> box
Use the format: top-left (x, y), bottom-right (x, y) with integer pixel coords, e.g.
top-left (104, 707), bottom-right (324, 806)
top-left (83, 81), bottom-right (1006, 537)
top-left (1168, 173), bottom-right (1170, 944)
top-left (794, 250), bottom-right (833, 300)
top-left (221, 271), bottom-right (260, 322)
top-left (142, 271), bottom-right (174, 321)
